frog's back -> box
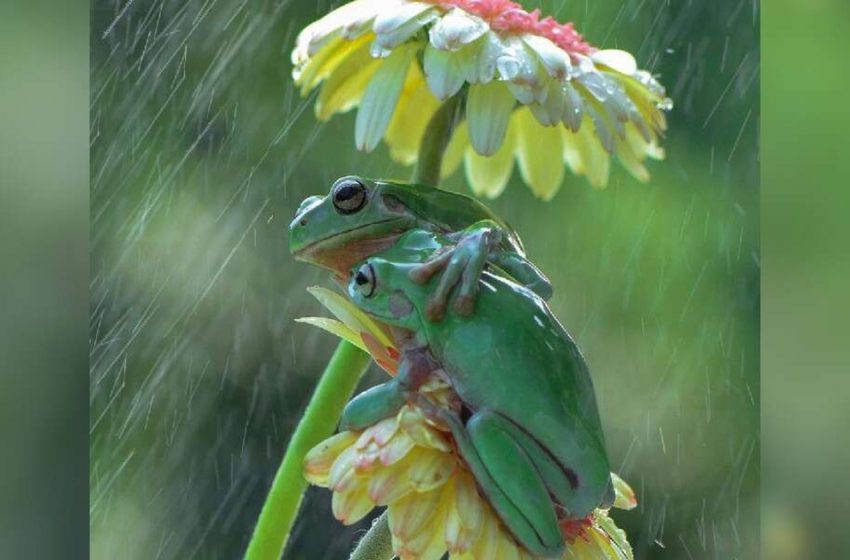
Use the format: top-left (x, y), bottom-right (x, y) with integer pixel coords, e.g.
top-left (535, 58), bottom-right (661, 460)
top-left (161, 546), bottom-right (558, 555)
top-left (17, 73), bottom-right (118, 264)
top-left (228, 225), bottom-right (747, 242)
top-left (377, 180), bottom-right (526, 255)
top-left (423, 273), bottom-right (611, 509)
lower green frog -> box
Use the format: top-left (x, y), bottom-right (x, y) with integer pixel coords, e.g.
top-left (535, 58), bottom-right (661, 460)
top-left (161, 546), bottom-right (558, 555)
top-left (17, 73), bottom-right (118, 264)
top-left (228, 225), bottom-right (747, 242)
top-left (339, 231), bottom-right (614, 558)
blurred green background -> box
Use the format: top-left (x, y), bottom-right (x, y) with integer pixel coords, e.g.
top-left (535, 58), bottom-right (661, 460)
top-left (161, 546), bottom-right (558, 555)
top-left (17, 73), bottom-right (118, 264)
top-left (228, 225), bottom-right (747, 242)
top-left (89, 1), bottom-right (759, 558)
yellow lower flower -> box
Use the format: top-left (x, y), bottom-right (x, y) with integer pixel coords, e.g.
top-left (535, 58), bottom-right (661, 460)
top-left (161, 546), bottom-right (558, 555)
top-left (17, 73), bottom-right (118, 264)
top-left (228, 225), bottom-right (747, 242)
top-left (304, 375), bottom-right (636, 560)
top-left (299, 287), bottom-right (637, 559)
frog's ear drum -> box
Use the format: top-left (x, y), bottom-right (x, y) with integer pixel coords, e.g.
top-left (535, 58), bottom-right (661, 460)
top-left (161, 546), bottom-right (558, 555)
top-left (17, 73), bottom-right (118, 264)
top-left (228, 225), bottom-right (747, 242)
top-left (331, 176), bottom-right (367, 215)
top-left (353, 263), bottom-right (377, 298)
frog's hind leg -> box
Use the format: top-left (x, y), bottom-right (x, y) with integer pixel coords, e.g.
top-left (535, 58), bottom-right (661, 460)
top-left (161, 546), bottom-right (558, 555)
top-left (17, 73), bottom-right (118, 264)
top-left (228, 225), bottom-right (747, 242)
top-left (419, 401), bottom-right (565, 558)
top-left (491, 417), bottom-right (615, 519)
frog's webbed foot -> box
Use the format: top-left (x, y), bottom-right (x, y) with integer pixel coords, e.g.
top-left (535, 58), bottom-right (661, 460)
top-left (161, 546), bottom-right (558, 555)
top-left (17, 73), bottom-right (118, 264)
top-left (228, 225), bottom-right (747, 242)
top-left (340, 347), bottom-right (437, 431)
top-left (408, 226), bottom-right (500, 321)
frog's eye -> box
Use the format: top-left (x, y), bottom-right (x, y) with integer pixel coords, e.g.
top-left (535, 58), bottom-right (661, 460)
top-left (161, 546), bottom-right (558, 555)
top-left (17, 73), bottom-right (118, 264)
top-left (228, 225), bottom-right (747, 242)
top-left (353, 264), bottom-right (377, 298)
top-left (331, 177), bottom-right (367, 215)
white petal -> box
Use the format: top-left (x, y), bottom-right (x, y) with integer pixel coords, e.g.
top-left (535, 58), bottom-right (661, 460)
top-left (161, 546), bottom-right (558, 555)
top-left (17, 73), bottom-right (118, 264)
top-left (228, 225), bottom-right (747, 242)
top-left (423, 44), bottom-right (464, 100)
top-left (529, 78), bottom-right (565, 126)
top-left (373, 1), bottom-right (434, 36)
top-left (561, 81), bottom-right (584, 131)
top-left (294, 0), bottom-right (387, 61)
top-left (505, 82), bottom-right (536, 105)
top-left (466, 81), bottom-right (516, 156)
top-left (586, 103), bottom-right (616, 154)
top-left (428, 8), bottom-right (489, 51)
top-left (464, 121), bottom-right (515, 199)
top-left (522, 35), bottom-right (572, 80)
top-left (591, 49), bottom-right (638, 75)
top-left (374, 12), bottom-right (437, 50)
top-left (514, 107), bottom-right (564, 200)
top-left (576, 71), bottom-right (616, 104)
top-left (464, 32), bottom-right (502, 83)
top-left (355, 44), bottom-right (418, 152)
top-left (495, 36), bottom-right (538, 85)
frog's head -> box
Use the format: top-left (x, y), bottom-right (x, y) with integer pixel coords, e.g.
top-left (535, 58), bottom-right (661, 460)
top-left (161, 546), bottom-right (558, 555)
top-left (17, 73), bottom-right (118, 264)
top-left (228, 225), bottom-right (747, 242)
top-left (289, 176), bottom-right (420, 275)
top-left (347, 258), bottom-right (426, 331)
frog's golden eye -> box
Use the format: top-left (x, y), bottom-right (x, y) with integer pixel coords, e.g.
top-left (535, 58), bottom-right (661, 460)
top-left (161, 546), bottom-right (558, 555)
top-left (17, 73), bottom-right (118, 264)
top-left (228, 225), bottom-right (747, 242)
top-left (331, 176), bottom-right (367, 215)
top-left (353, 263), bottom-right (376, 298)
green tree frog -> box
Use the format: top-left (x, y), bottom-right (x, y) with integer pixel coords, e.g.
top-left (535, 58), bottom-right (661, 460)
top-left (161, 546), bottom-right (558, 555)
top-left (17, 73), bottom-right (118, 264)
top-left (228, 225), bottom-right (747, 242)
top-left (339, 231), bottom-right (614, 558)
top-left (289, 176), bottom-right (552, 320)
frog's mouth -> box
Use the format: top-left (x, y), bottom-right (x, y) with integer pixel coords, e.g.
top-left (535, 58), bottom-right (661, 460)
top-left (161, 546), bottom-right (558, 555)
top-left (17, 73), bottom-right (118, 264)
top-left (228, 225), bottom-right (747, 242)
top-left (295, 222), bottom-right (407, 275)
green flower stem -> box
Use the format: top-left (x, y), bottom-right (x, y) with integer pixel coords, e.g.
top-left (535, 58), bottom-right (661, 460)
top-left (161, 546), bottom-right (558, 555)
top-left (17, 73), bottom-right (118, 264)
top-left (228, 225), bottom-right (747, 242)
top-left (414, 93), bottom-right (464, 186)
top-left (246, 93), bottom-right (458, 560)
top-left (349, 512), bottom-right (393, 560)
top-left (245, 341), bottom-right (371, 560)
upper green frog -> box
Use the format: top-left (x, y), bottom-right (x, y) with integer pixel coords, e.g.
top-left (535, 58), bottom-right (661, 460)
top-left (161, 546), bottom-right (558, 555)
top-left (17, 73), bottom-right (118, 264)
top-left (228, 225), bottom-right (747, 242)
top-left (289, 176), bottom-right (551, 319)
top-left (339, 231), bottom-right (614, 558)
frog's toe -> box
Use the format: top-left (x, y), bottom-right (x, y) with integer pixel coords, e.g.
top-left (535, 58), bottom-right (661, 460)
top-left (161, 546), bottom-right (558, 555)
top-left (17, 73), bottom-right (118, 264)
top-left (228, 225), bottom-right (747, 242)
top-left (453, 294), bottom-right (475, 316)
top-left (426, 298), bottom-right (447, 322)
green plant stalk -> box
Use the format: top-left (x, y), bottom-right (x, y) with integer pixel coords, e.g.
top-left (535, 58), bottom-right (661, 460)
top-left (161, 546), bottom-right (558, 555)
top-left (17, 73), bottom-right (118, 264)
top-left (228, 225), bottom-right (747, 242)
top-left (245, 342), bottom-right (371, 560)
top-left (414, 92), bottom-right (464, 186)
top-left (245, 94), bottom-right (459, 560)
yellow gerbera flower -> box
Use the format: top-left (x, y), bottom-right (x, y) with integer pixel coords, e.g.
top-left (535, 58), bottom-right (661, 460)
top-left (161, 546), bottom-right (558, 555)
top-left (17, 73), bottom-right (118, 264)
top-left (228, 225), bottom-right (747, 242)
top-left (292, 0), bottom-right (671, 199)
top-left (299, 287), bottom-right (638, 559)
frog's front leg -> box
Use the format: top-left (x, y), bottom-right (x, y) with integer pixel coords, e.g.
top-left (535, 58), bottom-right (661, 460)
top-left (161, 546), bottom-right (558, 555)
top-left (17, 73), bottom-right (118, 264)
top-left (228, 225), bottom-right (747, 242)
top-left (408, 220), bottom-right (502, 321)
top-left (408, 220), bottom-right (553, 321)
top-left (339, 347), bottom-right (436, 431)
top-left (412, 395), bottom-right (565, 558)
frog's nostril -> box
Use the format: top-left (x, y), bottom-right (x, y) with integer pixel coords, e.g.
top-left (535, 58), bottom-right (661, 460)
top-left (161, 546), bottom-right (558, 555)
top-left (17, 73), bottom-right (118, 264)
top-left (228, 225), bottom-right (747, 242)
top-left (299, 218), bottom-right (308, 227)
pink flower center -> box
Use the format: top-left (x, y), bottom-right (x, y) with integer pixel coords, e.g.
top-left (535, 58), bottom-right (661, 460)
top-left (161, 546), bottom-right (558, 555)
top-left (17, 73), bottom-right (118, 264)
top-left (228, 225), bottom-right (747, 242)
top-left (425, 0), bottom-right (595, 55)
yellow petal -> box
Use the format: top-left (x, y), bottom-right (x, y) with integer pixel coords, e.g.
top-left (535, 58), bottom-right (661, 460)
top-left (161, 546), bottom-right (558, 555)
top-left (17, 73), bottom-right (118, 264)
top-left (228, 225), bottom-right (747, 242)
top-left (611, 472), bottom-right (638, 511)
top-left (332, 480), bottom-right (375, 525)
top-left (398, 406), bottom-right (451, 452)
top-left (464, 114), bottom-right (515, 198)
top-left (562, 118), bottom-right (611, 189)
top-left (328, 446), bottom-right (358, 490)
top-left (593, 511), bottom-right (634, 560)
top-left (315, 40), bottom-right (381, 120)
top-left (514, 107), bottom-right (565, 200)
top-left (389, 485), bottom-right (444, 541)
top-left (407, 448), bottom-right (455, 492)
top-left (303, 431), bottom-right (359, 487)
top-left (494, 529), bottom-right (523, 560)
top-left (368, 453), bottom-right (417, 505)
top-left (306, 286), bottom-right (394, 349)
top-left (615, 136), bottom-right (650, 183)
top-left (295, 33), bottom-right (373, 95)
top-left (379, 429), bottom-right (416, 466)
top-left (385, 60), bottom-right (441, 165)
top-left (440, 121), bottom-right (469, 179)
top-left (294, 317), bottom-right (367, 352)
top-left (445, 473), bottom-right (483, 554)
top-left (469, 511), bottom-right (501, 558)
top-left (394, 487), bottom-right (450, 560)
